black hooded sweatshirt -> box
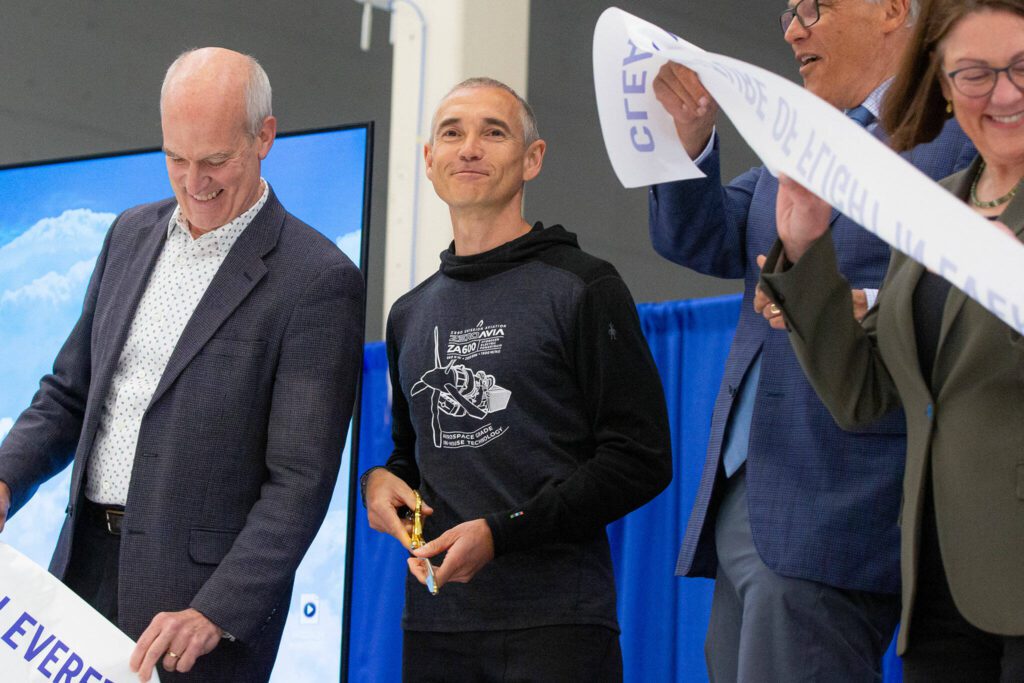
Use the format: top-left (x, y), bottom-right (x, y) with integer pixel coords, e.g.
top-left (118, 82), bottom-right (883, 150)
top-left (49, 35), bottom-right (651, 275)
top-left (383, 223), bottom-right (672, 632)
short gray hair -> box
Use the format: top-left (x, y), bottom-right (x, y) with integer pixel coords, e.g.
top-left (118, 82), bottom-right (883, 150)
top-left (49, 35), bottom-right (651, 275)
top-left (242, 57), bottom-right (273, 136)
top-left (865, 0), bottom-right (921, 24)
top-left (432, 77), bottom-right (540, 147)
top-left (161, 48), bottom-right (273, 137)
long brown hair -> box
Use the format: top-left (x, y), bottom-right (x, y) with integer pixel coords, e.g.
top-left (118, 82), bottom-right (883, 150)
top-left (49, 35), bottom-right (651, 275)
top-left (882, 0), bottom-right (1024, 152)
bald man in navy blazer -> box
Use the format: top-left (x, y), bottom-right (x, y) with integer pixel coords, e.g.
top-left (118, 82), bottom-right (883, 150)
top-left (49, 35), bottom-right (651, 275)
top-left (0, 48), bottom-right (364, 682)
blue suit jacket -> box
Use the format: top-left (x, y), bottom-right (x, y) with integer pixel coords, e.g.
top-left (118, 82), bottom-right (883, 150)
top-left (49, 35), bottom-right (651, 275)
top-left (0, 191), bottom-right (364, 681)
top-left (649, 120), bottom-right (975, 593)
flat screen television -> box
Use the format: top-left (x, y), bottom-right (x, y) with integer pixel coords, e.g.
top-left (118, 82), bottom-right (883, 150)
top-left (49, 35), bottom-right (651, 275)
top-left (0, 123), bottom-right (372, 681)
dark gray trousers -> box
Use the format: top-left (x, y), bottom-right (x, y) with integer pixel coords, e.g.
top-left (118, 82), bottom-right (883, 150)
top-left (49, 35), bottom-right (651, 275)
top-left (706, 468), bottom-right (900, 682)
top-left (63, 505), bottom-right (121, 625)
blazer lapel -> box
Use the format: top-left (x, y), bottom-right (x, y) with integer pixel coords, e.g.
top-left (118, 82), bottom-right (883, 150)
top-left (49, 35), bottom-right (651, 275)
top-left (147, 191), bottom-right (284, 409)
top-left (935, 283), bottom-right (968, 363)
top-left (935, 160), bottom-right (985, 357)
top-left (1002, 185), bottom-right (1024, 240)
top-left (92, 211), bottom-right (171, 397)
top-left (828, 207), bottom-right (841, 228)
top-left (884, 251), bottom-right (929, 394)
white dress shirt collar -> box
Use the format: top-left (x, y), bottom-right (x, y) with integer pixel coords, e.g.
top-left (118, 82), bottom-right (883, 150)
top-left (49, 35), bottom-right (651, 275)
top-left (168, 178), bottom-right (270, 241)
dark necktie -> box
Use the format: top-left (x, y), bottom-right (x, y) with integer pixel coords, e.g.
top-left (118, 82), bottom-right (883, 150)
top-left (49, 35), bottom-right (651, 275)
top-left (846, 104), bottom-right (876, 129)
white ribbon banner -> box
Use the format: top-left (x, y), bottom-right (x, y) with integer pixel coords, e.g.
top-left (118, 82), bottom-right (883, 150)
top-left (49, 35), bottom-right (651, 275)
top-left (0, 541), bottom-right (156, 682)
top-left (594, 7), bottom-right (1024, 335)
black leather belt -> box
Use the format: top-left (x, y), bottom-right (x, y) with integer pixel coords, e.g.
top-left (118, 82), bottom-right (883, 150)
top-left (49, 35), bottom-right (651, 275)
top-left (83, 500), bottom-right (125, 536)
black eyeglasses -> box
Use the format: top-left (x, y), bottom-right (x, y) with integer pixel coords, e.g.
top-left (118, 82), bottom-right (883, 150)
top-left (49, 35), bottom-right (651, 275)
top-left (946, 60), bottom-right (1024, 98)
top-left (780, 0), bottom-right (821, 34)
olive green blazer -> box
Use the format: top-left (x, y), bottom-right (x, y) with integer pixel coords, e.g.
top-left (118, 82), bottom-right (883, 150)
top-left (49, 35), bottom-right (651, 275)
top-left (760, 156), bottom-right (1024, 653)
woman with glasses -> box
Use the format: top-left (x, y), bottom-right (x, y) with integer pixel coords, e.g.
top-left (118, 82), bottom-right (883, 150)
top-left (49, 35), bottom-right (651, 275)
top-left (757, 0), bottom-right (1024, 679)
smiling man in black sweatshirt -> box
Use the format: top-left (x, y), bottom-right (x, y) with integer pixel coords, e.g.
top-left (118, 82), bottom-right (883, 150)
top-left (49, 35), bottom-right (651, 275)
top-left (362, 77), bottom-right (672, 682)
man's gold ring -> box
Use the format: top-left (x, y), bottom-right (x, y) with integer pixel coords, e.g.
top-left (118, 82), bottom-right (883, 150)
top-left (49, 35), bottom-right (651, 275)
top-left (769, 304), bottom-right (781, 315)
top-left (168, 651), bottom-right (180, 659)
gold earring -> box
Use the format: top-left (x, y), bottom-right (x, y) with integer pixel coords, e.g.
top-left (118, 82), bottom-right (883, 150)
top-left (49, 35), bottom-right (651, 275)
top-left (946, 100), bottom-right (953, 114)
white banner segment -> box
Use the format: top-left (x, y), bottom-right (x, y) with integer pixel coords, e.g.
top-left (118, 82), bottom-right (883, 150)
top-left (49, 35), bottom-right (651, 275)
top-left (594, 7), bottom-right (1024, 336)
top-left (0, 541), bottom-right (156, 682)
top-left (592, 14), bottom-right (704, 186)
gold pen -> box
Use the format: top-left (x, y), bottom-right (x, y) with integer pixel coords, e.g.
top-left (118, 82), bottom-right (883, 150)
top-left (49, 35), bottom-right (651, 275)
top-left (410, 491), bottom-right (439, 595)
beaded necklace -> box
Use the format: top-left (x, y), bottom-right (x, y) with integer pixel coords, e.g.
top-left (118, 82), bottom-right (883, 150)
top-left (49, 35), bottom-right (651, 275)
top-left (970, 160), bottom-right (1023, 208)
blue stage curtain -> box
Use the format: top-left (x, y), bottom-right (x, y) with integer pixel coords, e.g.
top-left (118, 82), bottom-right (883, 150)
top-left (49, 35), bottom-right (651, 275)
top-left (608, 294), bottom-right (740, 682)
top-left (347, 294), bottom-right (902, 682)
top-left (348, 342), bottom-right (406, 683)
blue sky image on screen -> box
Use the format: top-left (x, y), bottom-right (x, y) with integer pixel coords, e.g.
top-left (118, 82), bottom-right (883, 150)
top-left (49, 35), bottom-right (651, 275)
top-left (0, 126), bottom-right (368, 682)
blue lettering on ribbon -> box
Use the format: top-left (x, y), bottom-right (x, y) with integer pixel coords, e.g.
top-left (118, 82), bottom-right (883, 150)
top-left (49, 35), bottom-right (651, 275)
top-left (829, 164), bottom-right (851, 214)
top-left (2, 611), bottom-right (35, 649)
top-left (622, 39), bottom-right (653, 66)
top-left (987, 289), bottom-right (1008, 321)
top-left (1011, 303), bottom-right (1024, 335)
top-left (845, 177), bottom-right (870, 228)
top-left (961, 275), bottom-right (979, 301)
top-left (894, 222), bottom-right (927, 262)
top-left (37, 639), bottom-right (69, 678)
top-left (796, 129), bottom-right (816, 177)
top-left (623, 98), bottom-right (648, 121)
top-left (712, 62), bottom-right (735, 87)
top-left (24, 621), bottom-right (56, 662)
top-left (630, 126), bottom-right (655, 152)
top-left (622, 70), bottom-right (646, 94)
top-left (938, 256), bottom-right (958, 278)
top-left (0, 609), bottom-right (110, 682)
top-left (53, 652), bottom-right (85, 683)
top-left (80, 667), bottom-right (104, 683)
top-left (772, 98), bottom-right (799, 157)
top-left (622, 40), bottom-right (655, 152)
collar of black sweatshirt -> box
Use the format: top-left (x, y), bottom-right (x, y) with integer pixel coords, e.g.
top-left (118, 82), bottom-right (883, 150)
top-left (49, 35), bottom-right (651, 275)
top-left (439, 222), bottom-right (578, 281)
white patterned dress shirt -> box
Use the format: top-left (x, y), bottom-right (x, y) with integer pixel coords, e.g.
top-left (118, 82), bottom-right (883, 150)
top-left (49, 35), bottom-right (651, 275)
top-left (84, 181), bottom-right (269, 505)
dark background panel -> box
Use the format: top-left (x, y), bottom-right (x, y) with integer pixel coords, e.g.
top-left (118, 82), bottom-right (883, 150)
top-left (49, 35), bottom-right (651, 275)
top-left (525, 0), bottom-right (797, 304)
top-left (0, 1), bottom-right (393, 338)
top-left (0, 1), bottom-right (800, 338)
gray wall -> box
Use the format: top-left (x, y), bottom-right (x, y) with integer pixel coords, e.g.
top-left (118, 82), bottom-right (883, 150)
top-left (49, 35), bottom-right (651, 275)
top-left (0, 1), bottom-right (393, 339)
top-left (527, 1), bottom-right (797, 305)
top-left (0, 1), bottom-right (799, 340)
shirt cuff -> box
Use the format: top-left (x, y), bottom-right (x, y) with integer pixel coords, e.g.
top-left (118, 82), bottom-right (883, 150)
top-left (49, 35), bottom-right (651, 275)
top-left (864, 288), bottom-right (878, 311)
top-left (358, 466), bottom-right (387, 507)
top-left (692, 128), bottom-right (717, 164)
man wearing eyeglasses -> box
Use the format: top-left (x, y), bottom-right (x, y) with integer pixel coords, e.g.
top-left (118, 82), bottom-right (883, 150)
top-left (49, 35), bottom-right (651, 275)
top-left (648, 1), bottom-right (975, 681)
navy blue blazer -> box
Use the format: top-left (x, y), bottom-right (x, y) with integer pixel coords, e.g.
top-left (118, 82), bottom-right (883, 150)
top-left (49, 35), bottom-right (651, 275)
top-left (649, 119), bottom-right (975, 594)
top-left (0, 191), bottom-right (364, 681)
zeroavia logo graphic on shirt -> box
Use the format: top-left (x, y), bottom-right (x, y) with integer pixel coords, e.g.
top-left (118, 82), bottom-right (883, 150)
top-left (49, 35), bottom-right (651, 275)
top-left (446, 319), bottom-right (506, 359)
top-left (411, 325), bottom-right (510, 449)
